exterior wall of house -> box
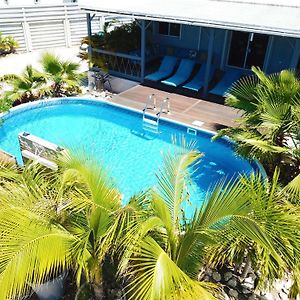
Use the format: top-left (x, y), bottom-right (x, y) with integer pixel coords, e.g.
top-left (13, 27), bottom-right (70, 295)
top-left (151, 21), bottom-right (299, 73)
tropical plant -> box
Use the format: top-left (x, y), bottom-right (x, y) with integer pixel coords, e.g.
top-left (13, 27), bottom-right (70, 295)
top-left (214, 67), bottom-right (300, 181)
top-left (116, 141), bottom-right (300, 299)
top-left (0, 153), bottom-right (122, 299)
top-left (0, 64), bottom-right (46, 106)
top-left (0, 142), bottom-right (299, 299)
top-left (40, 52), bottom-right (83, 97)
top-left (0, 32), bottom-right (19, 55)
top-left (205, 170), bottom-right (300, 297)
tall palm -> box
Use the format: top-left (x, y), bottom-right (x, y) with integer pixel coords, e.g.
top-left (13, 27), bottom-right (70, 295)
top-left (0, 64), bottom-right (46, 105)
top-left (214, 67), bottom-right (300, 180)
top-left (117, 142), bottom-right (300, 299)
top-left (40, 52), bottom-right (83, 97)
top-left (0, 153), bottom-right (121, 299)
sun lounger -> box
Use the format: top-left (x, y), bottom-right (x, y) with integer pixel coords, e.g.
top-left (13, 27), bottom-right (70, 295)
top-left (161, 59), bottom-right (196, 87)
top-left (145, 56), bottom-right (178, 81)
top-left (209, 69), bottom-right (243, 96)
top-left (183, 63), bottom-right (215, 91)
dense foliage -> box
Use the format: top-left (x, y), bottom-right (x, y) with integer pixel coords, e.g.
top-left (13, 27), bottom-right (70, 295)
top-left (214, 67), bottom-right (300, 182)
top-left (80, 21), bottom-right (141, 69)
top-left (0, 52), bottom-right (83, 111)
top-left (0, 141), bottom-right (299, 299)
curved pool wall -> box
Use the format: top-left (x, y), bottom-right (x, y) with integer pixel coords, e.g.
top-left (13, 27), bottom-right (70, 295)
top-left (0, 98), bottom-right (263, 215)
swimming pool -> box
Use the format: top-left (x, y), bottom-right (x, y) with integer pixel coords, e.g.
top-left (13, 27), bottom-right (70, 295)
top-left (0, 98), bottom-right (259, 213)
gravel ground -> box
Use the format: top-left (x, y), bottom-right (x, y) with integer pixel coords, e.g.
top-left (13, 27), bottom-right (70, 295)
top-left (0, 46), bottom-right (88, 77)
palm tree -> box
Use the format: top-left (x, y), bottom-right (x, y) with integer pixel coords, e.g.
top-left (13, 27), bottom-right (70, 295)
top-left (0, 64), bottom-right (46, 106)
top-left (213, 67), bottom-right (300, 181)
top-left (0, 153), bottom-right (122, 299)
top-left (40, 52), bottom-right (83, 97)
top-left (117, 142), bottom-right (300, 299)
top-left (0, 144), bottom-right (299, 299)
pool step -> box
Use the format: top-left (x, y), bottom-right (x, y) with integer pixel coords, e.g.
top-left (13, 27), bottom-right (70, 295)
top-left (142, 115), bottom-right (159, 133)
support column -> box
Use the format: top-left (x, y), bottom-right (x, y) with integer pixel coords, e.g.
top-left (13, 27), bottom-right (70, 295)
top-left (220, 30), bottom-right (229, 70)
top-left (203, 28), bottom-right (215, 97)
top-left (64, 5), bottom-right (72, 48)
top-left (262, 35), bottom-right (274, 73)
top-left (86, 13), bottom-right (93, 69)
top-left (140, 19), bottom-right (146, 82)
top-left (22, 7), bottom-right (32, 52)
top-left (197, 27), bottom-right (202, 50)
top-left (290, 38), bottom-right (300, 69)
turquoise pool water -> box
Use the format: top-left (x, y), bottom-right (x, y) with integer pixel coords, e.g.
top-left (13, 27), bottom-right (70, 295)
top-left (0, 99), bottom-right (258, 213)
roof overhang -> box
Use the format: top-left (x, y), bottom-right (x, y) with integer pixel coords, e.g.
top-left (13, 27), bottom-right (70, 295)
top-left (80, 0), bottom-right (300, 38)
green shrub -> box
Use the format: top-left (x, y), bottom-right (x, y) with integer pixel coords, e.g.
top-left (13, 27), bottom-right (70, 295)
top-left (0, 32), bottom-right (19, 55)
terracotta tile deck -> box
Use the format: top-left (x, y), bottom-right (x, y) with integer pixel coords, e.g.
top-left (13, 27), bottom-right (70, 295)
top-left (108, 85), bottom-right (242, 132)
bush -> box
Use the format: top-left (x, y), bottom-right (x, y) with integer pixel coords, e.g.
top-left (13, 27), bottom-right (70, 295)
top-left (0, 32), bottom-right (19, 56)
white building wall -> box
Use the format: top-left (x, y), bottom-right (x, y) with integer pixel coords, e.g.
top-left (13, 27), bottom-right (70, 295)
top-left (0, 0), bottom-right (77, 7)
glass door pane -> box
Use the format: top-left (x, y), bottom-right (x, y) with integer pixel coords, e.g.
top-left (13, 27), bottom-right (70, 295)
top-left (246, 33), bottom-right (269, 69)
top-left (228, 31), bottom-right (249, 68)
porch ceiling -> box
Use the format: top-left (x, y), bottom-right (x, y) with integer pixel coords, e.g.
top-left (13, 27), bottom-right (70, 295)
top-left (80, 0), bottom-right (300, 38)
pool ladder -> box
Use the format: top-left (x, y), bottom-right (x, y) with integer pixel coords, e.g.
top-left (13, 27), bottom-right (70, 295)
top-left (142, 94), bottom-right (170, 133)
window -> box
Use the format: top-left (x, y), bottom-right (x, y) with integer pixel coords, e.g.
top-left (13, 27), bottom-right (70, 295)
top-left (158, 22), bottom-right (180, 37)
top-left (228, 31), bottom-right (269, 69)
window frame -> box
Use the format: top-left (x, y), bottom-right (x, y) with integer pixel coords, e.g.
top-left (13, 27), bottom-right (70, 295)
top-left (227, 31), bottom-right (270, 70)
top-left (158, 22), bottom-right (181, 38)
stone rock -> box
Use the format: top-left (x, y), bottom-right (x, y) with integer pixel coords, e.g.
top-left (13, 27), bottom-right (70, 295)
top-left (221, 291), bottom-right (230, 300)
top-left (228, 288), bottom-right (239, 299)
top-left (241, 282), bottom-right (254, 290)
top-left (228, 277), bottom-right (238, 288)
top-left (203, 275), bottom-right (210, 282)
top-left (212, 271), bottom-right (221, 282)
top-left (274, 280), bottom-right (284, 292)
top-left (244, 277), bottom-right (255, 285)
top-left (206, 269), bottom-right (213, 276)
top-left (279, 290), bottom-right (289, 300)
top-left (248, 294), bottom-right (257, 300)
top-left (259, 293), bottom-right (272, 300)
top-left (242, 287), bottom-right (252, 295)
top-left (223, 271), bottom-right (233, 282)
top-left (116, 290), bottom-right (123, 299)
top-left (284, 279), bottom-right (292, 290)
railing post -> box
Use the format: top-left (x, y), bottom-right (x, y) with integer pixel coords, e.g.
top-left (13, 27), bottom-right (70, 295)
top-left (22, 7), bottom-right (32, 52)
top-left (203, 28), bottom-right (215, 97)
top-left (63, 5), bottom-right (72, 47)
top-left (140, 19), bottom-right (146, 83)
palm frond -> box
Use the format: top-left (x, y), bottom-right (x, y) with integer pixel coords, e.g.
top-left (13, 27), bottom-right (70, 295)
top-left (0, 207), bottom-right (75, 300)
top-left (154, 137), bottom-right (202, 232)
top-left (126, 237), bottom-right (217, 300)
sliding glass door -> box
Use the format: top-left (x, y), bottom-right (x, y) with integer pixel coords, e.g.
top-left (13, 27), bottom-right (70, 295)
top-left (228, 31), bottom-right (269, 69)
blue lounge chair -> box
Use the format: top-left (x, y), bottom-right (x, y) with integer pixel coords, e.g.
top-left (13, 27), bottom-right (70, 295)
top-left (145, 56), bottom-right (178, 81)
top-left (161, 59), bottom-right (195, 87)
top-left (183, 63), bottom-right (215, 92)
top-left (209, 69), bottom-right (243, 96)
